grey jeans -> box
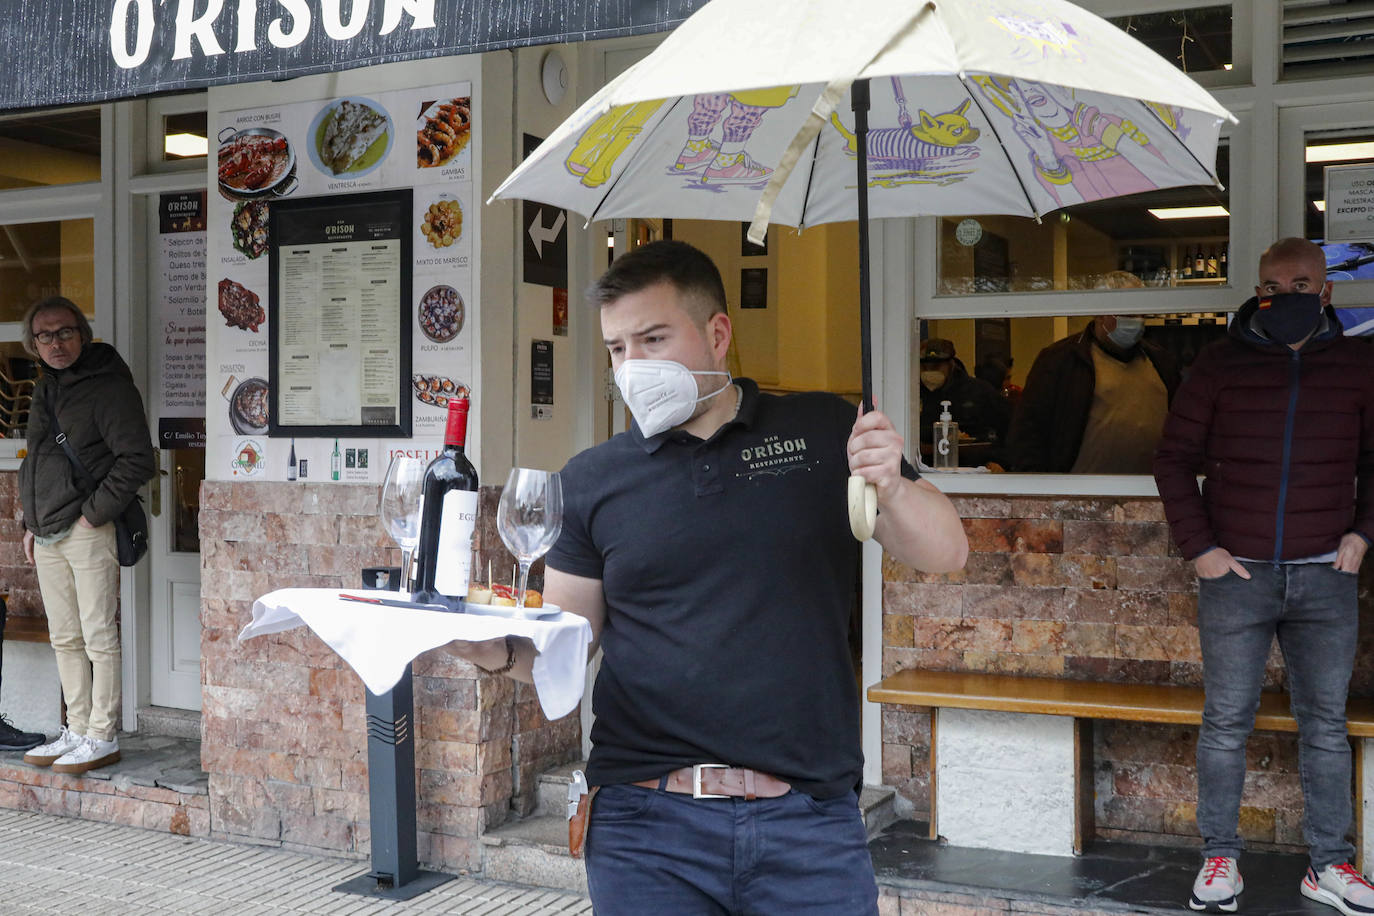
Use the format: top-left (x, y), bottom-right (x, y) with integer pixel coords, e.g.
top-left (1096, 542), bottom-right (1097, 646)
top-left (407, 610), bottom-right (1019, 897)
top-left (1196, 560), bottom-right (1359, 868)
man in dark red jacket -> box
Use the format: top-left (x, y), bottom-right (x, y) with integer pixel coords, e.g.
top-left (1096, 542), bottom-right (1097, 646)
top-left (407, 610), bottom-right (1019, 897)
top-left (1155, 238), bottom-right (1374, 915)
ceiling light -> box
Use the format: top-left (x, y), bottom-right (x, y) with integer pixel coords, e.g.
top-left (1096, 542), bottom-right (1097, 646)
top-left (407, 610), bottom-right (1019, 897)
top-left (1313, 200), bottom-right (1326, 212)
top-left (164, 132), bottom-right (207, 157)
top-left (1223, 63), bottom-right (1233, 71)
top-left (1305, 141), bottom-right (1374, 163)
top-left (1148, 205), bottom-right (1230, 220)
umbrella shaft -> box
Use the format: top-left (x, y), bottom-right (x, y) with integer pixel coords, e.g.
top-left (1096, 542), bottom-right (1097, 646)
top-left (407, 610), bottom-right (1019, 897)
top-left (853, 78), bottom-right (873, 414)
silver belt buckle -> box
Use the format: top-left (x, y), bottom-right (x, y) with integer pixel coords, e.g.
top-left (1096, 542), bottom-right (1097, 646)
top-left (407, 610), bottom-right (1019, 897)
top-left (692, 763), bottom-right (728, 799)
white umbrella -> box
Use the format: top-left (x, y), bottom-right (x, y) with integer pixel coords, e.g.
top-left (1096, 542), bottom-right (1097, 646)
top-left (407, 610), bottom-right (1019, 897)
top-left (490, 0), bottom-right (1235, 538)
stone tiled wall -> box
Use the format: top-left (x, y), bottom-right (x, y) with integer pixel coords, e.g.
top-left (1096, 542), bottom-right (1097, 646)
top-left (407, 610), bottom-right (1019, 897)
top-left (880, 494), bottom-right (1374, 852)
top-left (200, 481), bottom-right (579, 869)
top-left (1, 471), bottom-right (41, 616)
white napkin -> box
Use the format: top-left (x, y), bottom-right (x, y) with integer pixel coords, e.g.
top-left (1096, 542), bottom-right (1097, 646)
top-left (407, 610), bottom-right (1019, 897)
top-left (240, 588), bottom-right (593, 720)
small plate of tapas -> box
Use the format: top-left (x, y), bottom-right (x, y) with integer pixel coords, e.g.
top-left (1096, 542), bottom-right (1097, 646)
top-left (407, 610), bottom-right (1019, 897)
top-left (464, 584), bottom-right (560, 620)
top-left (412, 374), bottom-right (469, 409)
top-left (308, 97), bottom-right (393, 178)
top-left (417, 97), bottom-right (472, 168)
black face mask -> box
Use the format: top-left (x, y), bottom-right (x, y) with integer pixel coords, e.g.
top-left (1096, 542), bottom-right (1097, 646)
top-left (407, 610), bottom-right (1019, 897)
top-left (1255, 292), bottom-right (1324, 345)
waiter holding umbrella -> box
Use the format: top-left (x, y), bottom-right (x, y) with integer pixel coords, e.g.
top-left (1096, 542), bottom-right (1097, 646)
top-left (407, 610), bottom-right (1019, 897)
top-left (448, 240), bottom-right (967, 913)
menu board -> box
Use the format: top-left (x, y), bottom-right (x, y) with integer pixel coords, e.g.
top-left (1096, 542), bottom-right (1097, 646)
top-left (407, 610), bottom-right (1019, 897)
top-left (268, 191), bottom-right (412, 437)
top-left (153, 192), bottom-right (208, 448)
top-left (206, 74), bottom-right (480, 482)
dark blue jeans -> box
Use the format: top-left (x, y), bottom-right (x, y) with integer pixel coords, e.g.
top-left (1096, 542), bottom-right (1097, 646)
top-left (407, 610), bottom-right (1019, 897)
top-left (1196, 560), bottom-right (1359, 868)
top-left (585, 783), bottom-right (879, 915)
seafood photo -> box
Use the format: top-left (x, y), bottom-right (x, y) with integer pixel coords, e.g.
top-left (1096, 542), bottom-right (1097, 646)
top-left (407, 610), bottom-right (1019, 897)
top-left (417, 98), bottom-right (471, 168)
top-left (319, 99), bottom-right (390, 175)
top-left (412, 374), bottom-right (469, 409)
top-left (418, 285), bottom-right (464, 342)
top-left (420, 199), bottom-right (463, 248)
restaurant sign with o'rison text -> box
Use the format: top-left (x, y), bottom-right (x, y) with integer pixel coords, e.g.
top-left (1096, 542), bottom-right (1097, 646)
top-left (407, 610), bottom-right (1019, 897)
top-left (0, 0), bottom-right (708, 113)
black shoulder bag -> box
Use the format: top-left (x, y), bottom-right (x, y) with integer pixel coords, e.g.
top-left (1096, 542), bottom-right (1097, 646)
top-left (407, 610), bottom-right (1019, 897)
top-left (44, 392), bottom-right (149, 567)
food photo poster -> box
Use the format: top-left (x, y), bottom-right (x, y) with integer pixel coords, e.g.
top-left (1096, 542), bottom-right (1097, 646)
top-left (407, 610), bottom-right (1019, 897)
top-left (207, 75), bottom-right (478, 483)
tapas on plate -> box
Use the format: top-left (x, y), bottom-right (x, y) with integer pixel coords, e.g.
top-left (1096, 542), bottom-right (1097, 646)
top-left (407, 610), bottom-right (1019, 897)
top-left (412, 374), bottom-right (469, 409)
top-left (230, 200), bottom-right (270, 259)
top-left (418, 285), bottom-right (464, 342)
top-left (420, 199), bottom-right (463, 248)
top-left (217, 127), bottom-right (296, 199)
top-left (309, 98), bottom-right (392, 177)
top-left (217, 278), bottom-right (265, 332)
top-left (417, 97), bottom-right (471, 168)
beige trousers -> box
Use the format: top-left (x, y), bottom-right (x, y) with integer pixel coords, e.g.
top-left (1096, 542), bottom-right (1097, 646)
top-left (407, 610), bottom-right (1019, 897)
top-left (33, 522), bottom-right (121, 742)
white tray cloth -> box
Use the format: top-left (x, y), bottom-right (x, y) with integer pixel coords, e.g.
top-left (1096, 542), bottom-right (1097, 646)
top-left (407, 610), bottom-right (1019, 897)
top-left (240, 588), bottom-right (593, 720)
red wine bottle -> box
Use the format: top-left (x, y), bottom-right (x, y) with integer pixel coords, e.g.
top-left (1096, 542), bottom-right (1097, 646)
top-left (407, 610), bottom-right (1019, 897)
top-left (413, 396), bottom-right (479, 608)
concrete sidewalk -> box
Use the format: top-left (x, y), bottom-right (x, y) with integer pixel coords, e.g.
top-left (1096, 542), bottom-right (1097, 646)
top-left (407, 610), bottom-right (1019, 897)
top-left (0, 808), bottom-right (592, 915)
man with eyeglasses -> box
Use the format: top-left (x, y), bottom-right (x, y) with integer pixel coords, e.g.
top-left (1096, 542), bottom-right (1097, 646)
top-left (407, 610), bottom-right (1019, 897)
top-left (17, 296), bottom-right (154, 775)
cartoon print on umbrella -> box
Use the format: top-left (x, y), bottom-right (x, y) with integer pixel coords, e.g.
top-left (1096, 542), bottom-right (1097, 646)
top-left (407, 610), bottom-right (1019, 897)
top-left (565, 100), bottom-right (668, 189)
top-left (667, 87), bottom-right (799, 188)
top-left (830, 78), bottom-right (981, 188)
top-left (974, 76), bottom-right (1170, 207)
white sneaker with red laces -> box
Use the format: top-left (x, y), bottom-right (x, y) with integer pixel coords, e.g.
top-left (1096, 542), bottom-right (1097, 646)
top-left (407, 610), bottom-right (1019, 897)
top-left (1190, 856), bottom-right (1242, 913)
top-left (1302, 863), bottom-right (1374, 915)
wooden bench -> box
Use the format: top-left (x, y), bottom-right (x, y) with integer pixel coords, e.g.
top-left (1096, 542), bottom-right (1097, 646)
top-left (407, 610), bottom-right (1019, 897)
top-left (869, 669), bottom-right (1374, 862)
top-left (3, 616), bottom-right (50, 643)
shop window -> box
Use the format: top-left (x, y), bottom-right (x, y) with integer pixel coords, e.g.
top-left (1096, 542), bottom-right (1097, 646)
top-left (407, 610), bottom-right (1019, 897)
top-left (0, 341), bottom-right (36, 439)
top-left (912, 311), bottom-right (1227, 472)
top-left (163, 111), bottom-right (208, 162)
top-left (0, 109), bottom-right (100, 188)
top-left (1108, 5), bottom-right (1234, 75)
top-left (938, 147), bottom-right (1229, 295)
top-left (1304, 130), bottom-right (1374, 290)
top-left (0, 218), bottom-right (96, 325)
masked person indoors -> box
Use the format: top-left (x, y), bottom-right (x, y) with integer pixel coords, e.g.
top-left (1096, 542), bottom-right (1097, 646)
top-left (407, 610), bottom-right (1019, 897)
top-left (18, 297), bottom-right (155, 775)
top-left (1155, 238), bottom-right (1374, 915)
top-left (1007, 273), bottom-right (1180, 472)
top-left (916, 338), bottom-right (1010, 465)
top-left (445, 241), bottom-right (968, 915)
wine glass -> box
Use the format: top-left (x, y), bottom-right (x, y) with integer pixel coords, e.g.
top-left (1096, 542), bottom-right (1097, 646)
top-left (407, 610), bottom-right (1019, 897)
top-left (496, 468), bottom-right (564, 609)
top-left (380, 455), bottom-right (425, 591)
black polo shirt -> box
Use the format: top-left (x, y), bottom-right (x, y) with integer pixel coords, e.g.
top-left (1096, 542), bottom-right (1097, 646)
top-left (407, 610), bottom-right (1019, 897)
top-left (548, 378), bottom-right (919, 798)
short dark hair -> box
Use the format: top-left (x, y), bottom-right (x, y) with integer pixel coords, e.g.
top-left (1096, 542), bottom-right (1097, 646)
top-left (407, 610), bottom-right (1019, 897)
top-left (587, 240), bottom-right (727, 325)
top-left (21, 296), bottom-right (93, 358)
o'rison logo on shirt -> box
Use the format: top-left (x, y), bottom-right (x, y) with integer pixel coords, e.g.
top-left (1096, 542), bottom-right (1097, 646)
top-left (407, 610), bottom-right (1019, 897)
top-left (737, 435), bottom-right (812, 479)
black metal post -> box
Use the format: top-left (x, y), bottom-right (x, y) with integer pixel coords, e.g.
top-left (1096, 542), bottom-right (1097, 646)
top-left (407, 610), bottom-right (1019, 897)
top-left (334, 663), bottom-right (454, 900)
top-left (852, 77), bottom-right (874, 414)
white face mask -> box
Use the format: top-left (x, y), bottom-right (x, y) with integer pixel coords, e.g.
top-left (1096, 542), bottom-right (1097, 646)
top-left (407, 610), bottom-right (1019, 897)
top-left (920, 370), bottom-right (946, 391)
top-left (614, 359), bottom-right (732, 438)
top-left (1106, 316), bottom-right (1145, 349)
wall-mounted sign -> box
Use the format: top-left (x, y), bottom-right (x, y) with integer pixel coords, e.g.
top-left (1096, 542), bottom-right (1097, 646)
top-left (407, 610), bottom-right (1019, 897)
top-left (531, 339), bottom-right (554, 407)
top-left (154, 191), bottom-right (208, 448)
top-left (1325, 164), bottom-right (1374, 243)
top-left (268, 189), bottom-right (413, 438)
top-left (740, 268), bottom-right (767, 310)
top-left (0, 0), bottom-right (710, 113)
top-left (522, 134), bottom-right (568, 288)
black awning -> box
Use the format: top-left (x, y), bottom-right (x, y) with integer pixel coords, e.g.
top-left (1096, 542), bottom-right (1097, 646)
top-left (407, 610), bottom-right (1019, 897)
top-left (1, 0), bottom-right (708, 113)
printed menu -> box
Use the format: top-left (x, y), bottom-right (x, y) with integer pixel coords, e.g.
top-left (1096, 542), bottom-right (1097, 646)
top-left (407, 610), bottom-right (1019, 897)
top-left (206, 75), bottom-right (479, 482)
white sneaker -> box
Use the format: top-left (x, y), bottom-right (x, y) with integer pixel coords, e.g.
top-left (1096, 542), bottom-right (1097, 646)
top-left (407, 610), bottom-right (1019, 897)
top-left (22, 726), bottom-right (83, 767)
top-left (50, 735), bottom-right (120, 775)
top-left (1302, 862), bottom-right (1374, 915)
top-left (1189, 856), bottom-right (1242, 912)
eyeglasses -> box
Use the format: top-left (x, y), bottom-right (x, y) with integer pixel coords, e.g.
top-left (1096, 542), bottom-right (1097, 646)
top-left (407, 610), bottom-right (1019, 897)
top-left (33, 327), bottom-right (79, 346)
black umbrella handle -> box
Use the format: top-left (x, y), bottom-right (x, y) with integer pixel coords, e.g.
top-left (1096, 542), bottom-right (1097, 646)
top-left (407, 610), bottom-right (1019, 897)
top-left (852, 78), bottom-right (873, 414)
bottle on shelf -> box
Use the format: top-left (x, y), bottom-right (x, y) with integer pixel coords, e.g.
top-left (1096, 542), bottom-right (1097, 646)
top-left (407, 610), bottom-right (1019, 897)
top-left (1194, 245), bottom-right (1206, 278)
top-left (331, 439), bottom-right (341, 481)
top-left (1206, 246), bottom-right (1219, 278)
top-left (932, 400), bottom-right (959, 470)
top-left (1181, 246), bottom-right (1194, 280)
top-left (1219, 246), bottom-right (1228, 279)
top-left (287, 438), bottom-right (297, 482)
top-left (413, 396), bottom-right (479, 608)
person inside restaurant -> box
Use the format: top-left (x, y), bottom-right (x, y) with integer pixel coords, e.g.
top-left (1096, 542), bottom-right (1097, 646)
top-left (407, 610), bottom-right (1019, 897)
top-left (916, 337), bottom-right (1011, 467)
top-left (1005, 271), bottom-right (1180, 473)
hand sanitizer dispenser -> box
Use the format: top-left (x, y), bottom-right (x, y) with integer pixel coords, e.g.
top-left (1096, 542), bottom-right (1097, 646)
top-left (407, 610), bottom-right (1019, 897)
top-left (933, 400), bottom-right (959, 469)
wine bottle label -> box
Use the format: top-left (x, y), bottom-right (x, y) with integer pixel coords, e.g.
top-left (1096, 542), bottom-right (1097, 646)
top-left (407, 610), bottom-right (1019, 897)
top-left (434, 489), bottom-right (480, 596)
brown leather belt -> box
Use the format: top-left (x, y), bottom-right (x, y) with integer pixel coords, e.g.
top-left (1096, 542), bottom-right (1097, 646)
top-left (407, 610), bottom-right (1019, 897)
top-left (633, 764), bottom-right (791, 800)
